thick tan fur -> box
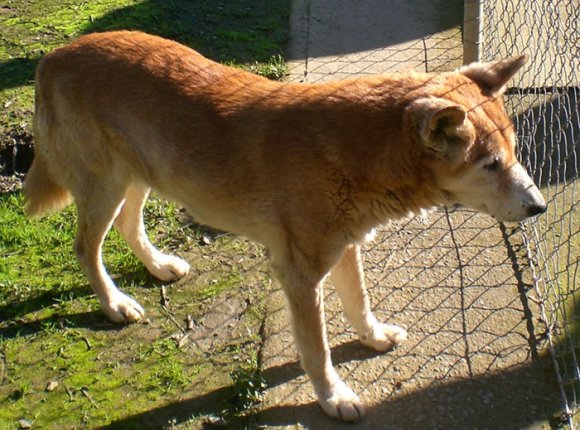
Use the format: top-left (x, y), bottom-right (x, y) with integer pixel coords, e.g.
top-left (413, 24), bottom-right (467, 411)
top-left (24, 31), bottom-right (545, 422)
top-left (22, 157), bottom-right (72, 217)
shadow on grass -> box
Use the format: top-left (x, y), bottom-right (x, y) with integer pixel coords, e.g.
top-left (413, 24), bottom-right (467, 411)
top-left (0, 286), bottom-right (93, 323)
top-left (0, 309), bottom-right (123, 340)
top-left (0, 0), bottom-right (290, 92)
top-left (0, 269), bottom-right (157, 339)
top-left (94, 339), bottom-right (564, 430)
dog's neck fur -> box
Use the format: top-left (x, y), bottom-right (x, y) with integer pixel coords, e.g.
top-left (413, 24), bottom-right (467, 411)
top-left (285, 75), bottom-right (450, 240)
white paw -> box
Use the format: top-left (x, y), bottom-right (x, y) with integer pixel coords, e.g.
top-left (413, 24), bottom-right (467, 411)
top-left (101, 292), bottom-right (145, 323)
top-left (318, 381), bottom-right (365, 422)
top-left (360, 323), bottom-right (408, 352)
top-left (148, 254), bottom-right (190, 282)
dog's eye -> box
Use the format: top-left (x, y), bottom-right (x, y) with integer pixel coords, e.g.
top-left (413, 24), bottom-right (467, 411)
top-left (483, 157), bottom-right (500, 171)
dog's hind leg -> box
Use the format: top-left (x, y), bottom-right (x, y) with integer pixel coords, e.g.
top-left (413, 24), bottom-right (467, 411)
top-left (330, 244), bottom-right (407, 352)
top-left (73, 178), bottom-right (145, 323)
top-left (114, 183), bottom-right (190, 281)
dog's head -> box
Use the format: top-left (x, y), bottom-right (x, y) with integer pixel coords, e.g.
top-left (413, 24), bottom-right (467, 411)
top-left (409, 55), bottom-right (546, 222)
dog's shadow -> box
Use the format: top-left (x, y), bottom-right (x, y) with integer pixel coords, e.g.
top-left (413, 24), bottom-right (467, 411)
top-left (6, 286), bottom-right (560, 429)
top-left (0, 309), bottom-right (125, 340)
top-left (93, 340), bottom-right (379, 429)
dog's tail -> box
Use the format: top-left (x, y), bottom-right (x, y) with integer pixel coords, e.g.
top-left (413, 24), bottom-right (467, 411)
top-left (23, 63), bottom-right (73, 218)
top-left (23, 155), bottom-right (72, 218)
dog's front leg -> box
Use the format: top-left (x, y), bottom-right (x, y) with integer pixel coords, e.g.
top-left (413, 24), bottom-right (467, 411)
top-left (279, 267), bottom-right (364, 421)
top-left (330, 244), bottom-right (407, 351)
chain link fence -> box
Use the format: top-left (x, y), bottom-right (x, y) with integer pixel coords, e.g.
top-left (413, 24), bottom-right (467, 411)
top-left (261, 2), bottom-right (568, 427)
top-left (477, 0), bottom-right (580, 425)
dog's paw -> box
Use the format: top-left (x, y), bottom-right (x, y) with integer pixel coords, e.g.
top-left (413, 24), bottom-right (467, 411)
top-left (148, 254), bottom-right (190, 282)
top-left (319, 381), bottom-right (365, 422)
top-left (102, 292), bottom-right (145, 323)
top-left (360, 323), bottom-right (408, 352)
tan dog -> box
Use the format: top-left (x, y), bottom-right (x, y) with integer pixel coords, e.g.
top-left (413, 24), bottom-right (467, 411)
top-left (24, 31), bottom-right (546, 421)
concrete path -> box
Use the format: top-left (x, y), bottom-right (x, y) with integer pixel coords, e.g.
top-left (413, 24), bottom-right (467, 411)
top-left (257, 1), bottom-right (561, 429)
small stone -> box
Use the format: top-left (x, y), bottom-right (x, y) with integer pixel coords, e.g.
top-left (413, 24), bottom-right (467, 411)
top-left (200, 235), bottom-right (213, 245)
top-left (45, 381), bottom-right (59, 392)
top-left (18, 419), bottom-right (32, 429)
top-left (205, 414), bottom-right (226, 427)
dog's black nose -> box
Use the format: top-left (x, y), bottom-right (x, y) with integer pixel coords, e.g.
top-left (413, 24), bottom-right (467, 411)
top-left (527, 203), bottom-right (547, 217)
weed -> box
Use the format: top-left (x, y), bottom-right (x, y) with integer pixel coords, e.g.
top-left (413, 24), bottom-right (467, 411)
top-left (230, 364), bottom-right (267, 415)
top-left (196, 274), bottom-right (243, 302)
top-left (249, 55), bottom-right (289, 81)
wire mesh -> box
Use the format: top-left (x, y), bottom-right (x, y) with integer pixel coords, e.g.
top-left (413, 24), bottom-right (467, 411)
top-left (481, 0), bottom-right (580, 424)
top-left (260, 2), bottom-right (564, 427)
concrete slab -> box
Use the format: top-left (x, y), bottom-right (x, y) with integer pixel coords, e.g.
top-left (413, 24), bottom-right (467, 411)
top-left (259, 211), bottom-right (559, 429)
top-left (288, 0), bottom-right (464, 83)
top-left (258, 0), bottom-right (562, 428)
top-left (259, 211), bottom-right (560, 429)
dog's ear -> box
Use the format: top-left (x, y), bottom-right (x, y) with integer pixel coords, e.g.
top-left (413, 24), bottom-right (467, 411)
top-left (408, 97), bottom-right (475, 156)
top-left (460, 55), bottom-right (527, 96)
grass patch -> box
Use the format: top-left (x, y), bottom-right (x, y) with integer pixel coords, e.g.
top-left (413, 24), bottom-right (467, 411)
top-left (0, 190), bottom-right (270, 429)
top-left (1, 1), bottom-right (285, 427)
top-left (0, 192), bottom-right (142, 322)
top-left (0, 192), bottom-right (167, 310)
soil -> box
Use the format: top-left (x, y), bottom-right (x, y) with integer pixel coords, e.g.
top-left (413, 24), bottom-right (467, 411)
top-left (0, 128), bottom-right (33, 192)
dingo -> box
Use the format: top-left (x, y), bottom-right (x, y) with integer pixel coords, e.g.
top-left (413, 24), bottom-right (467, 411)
top-left (24, 31), bottom-right (546, 421)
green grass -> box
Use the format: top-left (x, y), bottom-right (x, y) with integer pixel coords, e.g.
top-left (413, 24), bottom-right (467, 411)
top-left (0, 191), bottom-right (270, 429)
top-left (0, 192), bottom-right (144, 321)
top-left (0, 190), bottom-right (164, 346)
top-left (0, 1), bottom-right (285, 427)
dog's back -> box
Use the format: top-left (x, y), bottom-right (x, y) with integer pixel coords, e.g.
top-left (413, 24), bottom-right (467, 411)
top-left (25, 31), bottom-right (432, 243)
top-left (25, 30), bottom-right (545, 248)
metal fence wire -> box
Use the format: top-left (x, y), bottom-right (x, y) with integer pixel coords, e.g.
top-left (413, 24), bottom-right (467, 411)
top-left (477, 0), bottom-right (580, 424)
top-left (281, 1), bottom-right (578, 426)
